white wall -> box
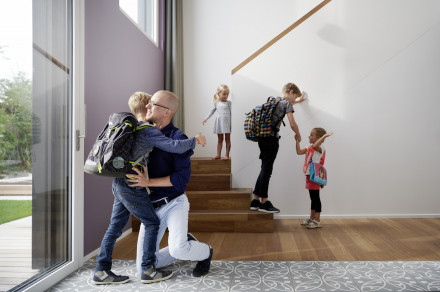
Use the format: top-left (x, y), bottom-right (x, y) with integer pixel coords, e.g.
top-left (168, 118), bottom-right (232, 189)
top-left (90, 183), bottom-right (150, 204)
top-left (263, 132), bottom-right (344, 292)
top-left (183, 0), bottom-right (440, 217)
top-left (183, 0), bottom-right (322, 155)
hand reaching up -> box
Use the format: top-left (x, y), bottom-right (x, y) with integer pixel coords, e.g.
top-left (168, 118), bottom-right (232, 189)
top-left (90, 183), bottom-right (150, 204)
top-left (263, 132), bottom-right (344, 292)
top-left (324, 131), bottom-right (334, 138)
top-left (196, 132), bottom-right (206, 147)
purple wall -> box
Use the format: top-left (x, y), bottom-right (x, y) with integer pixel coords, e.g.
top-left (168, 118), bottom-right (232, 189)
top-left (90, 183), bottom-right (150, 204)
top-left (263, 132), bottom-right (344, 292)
top-left (84, 0), bottom-right (165, 255)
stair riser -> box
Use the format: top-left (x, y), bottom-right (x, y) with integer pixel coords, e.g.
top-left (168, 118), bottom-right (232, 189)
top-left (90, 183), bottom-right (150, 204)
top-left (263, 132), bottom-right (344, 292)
top-left (188, 193), bottom-right (250, 210)
top-left (189, 222), bottom-right (273, 233)
top-left (188, 213), bottom-right (273, 232)
top-left (191, 159), bottom-right (231, 174)
top-left (186, 175), bottom-right (231, 191)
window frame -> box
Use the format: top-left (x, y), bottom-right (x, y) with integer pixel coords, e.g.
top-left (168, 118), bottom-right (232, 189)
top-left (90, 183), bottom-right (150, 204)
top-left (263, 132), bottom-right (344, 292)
top-left (119, 0), bottom-right (159, 46)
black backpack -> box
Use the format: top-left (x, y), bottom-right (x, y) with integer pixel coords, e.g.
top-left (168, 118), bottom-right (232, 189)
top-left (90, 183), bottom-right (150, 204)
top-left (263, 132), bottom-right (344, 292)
top-left (244, 97), bottom-right (282, 141)
top-left (84, 112), bottom-right (151, 178)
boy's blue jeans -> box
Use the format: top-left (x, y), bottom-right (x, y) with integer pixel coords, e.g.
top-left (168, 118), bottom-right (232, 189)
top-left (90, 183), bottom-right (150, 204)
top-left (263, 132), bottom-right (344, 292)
top-left (95, 178), bottom-right (159, 272)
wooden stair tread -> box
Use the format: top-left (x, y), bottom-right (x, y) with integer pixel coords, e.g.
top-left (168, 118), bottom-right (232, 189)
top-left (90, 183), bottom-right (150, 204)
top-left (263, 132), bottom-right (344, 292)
top-left (190, 174), bottom-right (230, 177)
top-left (191, 157), bottom-right (231, 160)
top-left (187, 188), bottom-right (252, 194)
top-left (189, 210), bottom-right (269, 215)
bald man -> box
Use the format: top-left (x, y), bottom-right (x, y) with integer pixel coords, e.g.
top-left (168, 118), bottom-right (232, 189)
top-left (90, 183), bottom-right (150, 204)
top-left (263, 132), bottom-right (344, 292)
top-left (129, 90), bottom-right (213, 277)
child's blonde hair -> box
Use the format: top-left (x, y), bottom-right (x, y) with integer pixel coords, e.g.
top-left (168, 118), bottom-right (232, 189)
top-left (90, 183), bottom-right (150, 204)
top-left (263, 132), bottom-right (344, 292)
top-left (313, 127), bottom-right (327, 139)
top-left (212, 84), bottom-right (230, 103)
top-left (128, 91), bottom-right (152, 116)
top-left (282, 83), bottom-right (301, 95)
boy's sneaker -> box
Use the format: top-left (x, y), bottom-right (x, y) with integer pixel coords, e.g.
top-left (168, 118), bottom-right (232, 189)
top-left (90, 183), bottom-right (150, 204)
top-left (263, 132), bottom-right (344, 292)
top-left (92, 270), bottom-right (129, 285)
top-left (258, 201), bottom-right (280, 213)
top-left (250, 199), bottom-right (260, 211)
top-left (187, 233), bottom-right (198, 241)
top-left (192, 246), bottom-right (213, 277)
top-left (307, 220), bottom-right (322, 229)
top-left (141, 266), bottom-right (173, 284)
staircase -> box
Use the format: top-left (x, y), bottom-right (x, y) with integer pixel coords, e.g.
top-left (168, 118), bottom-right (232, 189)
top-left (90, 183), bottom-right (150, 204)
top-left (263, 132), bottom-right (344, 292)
top-left (187, 158), bottom-right (273, 232)
top-left (131, 158), bottom-right (274, 233)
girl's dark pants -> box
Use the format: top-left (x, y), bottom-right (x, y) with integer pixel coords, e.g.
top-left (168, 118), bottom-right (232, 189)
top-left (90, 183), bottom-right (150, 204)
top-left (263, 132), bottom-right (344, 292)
top-left (309, 189), bottom-right (322, 212)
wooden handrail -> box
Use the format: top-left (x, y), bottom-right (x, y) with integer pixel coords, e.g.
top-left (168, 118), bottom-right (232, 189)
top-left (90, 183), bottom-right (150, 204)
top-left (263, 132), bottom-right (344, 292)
top-left (231, 0), bottom-right (331, 75)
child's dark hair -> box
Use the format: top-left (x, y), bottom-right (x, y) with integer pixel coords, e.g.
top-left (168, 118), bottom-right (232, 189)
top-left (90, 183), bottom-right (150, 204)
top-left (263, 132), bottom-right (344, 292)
top-left (313, 127), bottom-right (327, 139)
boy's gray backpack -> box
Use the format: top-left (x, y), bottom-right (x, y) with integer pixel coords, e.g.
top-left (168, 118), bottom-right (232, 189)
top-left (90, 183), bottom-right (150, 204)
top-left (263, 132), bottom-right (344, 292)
top-left (84, 112), bottom-right (151, 177)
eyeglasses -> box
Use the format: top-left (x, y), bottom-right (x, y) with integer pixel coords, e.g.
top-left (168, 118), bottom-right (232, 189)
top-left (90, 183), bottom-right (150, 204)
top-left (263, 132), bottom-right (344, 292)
top-left (149, 100), bottom-right (170, 110)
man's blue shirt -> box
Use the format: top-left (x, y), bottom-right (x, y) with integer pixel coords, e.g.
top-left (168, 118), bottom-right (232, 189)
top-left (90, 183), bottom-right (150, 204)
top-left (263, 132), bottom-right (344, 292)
top-left (147, 122), bottom-right (193, 202)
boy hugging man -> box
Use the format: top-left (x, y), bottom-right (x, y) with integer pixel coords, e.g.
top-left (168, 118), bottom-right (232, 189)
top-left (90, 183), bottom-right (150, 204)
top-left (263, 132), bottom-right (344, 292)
top-left (92, 92), bottom-right (205, 285)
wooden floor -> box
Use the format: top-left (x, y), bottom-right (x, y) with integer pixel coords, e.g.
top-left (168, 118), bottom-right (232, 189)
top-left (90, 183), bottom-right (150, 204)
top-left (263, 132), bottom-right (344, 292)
top-left (113, 218), bottom-right (440, 262)
top-left (0, 216), bottom-right (38, 292)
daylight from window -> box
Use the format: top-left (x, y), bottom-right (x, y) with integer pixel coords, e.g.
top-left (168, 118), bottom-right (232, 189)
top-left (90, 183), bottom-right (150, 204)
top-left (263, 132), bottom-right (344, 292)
top-left (0, 1), bottom-right (33, 197)
top-left (119, 0), bottom-right (158, 44)
top-left (0, 0), bottom-right (34, 290)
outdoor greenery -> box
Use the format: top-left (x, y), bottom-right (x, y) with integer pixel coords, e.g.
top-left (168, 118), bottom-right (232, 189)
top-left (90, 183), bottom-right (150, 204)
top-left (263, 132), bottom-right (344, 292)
top-left (0, 200), bottom-right (32, 224)
top-left (0, 71), bottom-right (32, 175)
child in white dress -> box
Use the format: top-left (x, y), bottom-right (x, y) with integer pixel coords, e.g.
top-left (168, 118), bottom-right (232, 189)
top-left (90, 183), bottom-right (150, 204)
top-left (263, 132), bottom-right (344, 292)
top-left (203, 84), bottom-right (231, 160)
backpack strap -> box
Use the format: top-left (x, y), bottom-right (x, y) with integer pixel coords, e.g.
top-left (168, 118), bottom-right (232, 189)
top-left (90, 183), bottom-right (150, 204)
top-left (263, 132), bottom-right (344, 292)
top-left (135, 122), bottom-right (153, 131)
top-left (129, 152), bottom-right (151, 194)
top-left (143, 164), bottom-right (151, 195)
top-left (131, 122), bottom-right (153, 194)
top-left (130, 122), bottom-right (153, 166)
top-left (268, 96), bottom-right (285, 128)
top-left (303, 146), bottom-right (314, 174)
top-left (320, 151), bottom-right (326, 165)
top-left (303, 146), bottom-right (326, 174)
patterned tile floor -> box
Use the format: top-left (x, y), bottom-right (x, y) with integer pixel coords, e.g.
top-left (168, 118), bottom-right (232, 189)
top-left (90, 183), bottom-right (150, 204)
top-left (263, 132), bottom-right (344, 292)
top-left (48, 260), bottom-right (440, 291)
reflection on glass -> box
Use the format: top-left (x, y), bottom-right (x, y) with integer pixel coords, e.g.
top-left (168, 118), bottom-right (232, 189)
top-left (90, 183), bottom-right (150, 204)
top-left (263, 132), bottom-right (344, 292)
top-left (0, 0), bottom-right (72, 290)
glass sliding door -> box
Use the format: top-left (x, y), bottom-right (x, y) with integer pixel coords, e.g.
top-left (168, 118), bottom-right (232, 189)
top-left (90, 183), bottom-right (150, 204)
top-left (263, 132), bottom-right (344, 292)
top-left (31, 0), bottom-right (72, 272)
top-left (0, 0), bottom-right (84, 291)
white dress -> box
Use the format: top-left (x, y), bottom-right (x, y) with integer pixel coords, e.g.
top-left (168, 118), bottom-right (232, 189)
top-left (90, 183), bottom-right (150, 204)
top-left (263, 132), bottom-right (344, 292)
top-left (204, 100), bottom-right (231, 134)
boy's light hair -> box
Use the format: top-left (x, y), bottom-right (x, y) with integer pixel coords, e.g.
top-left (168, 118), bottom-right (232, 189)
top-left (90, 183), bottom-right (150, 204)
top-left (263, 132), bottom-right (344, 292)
top-left (128, 91), bottom-right (151, 116)
top-left (282, 83), bottom-right (301, 95)
top-left (212, 84), bottom-right (230, 104)
top-left (313, 127), bottom-right (327, 139)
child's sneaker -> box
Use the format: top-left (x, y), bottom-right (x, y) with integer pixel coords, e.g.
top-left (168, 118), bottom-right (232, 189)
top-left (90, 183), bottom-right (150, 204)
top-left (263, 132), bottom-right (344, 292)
top-left (301, 218), bottom-right (312, 226)
top-left (141, 266), bottom-right (173, 284)
top-left (307, 219), bottom-right (321, 229)
top-left (258, 201), bottom-right (280, 213)
top-left (250, 199), bottom-right (260, 211)
top-left (92, 270), bottom-right (129, 284)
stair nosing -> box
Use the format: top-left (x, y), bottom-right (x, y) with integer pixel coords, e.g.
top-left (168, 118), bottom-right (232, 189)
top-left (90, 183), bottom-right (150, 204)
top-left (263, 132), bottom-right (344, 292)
top-left (189, 210), bottom-right (272, 214)
top-left (187, 188), bottom-right (252, 194)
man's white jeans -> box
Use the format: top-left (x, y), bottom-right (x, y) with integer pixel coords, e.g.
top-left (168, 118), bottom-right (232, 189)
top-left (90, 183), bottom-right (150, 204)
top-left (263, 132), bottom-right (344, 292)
top-left (136, 194), bottom-right (210, 273)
